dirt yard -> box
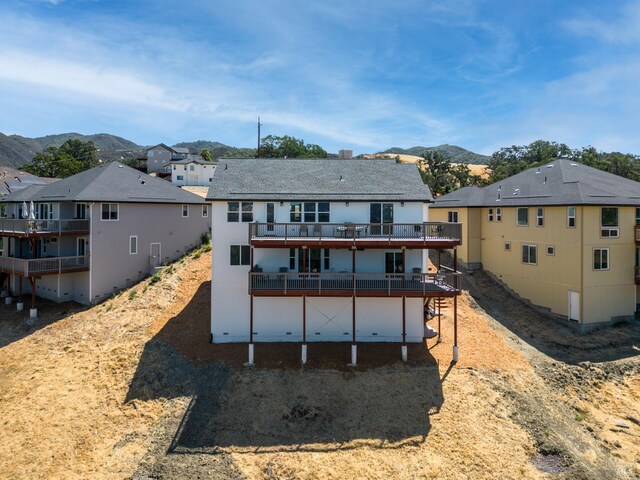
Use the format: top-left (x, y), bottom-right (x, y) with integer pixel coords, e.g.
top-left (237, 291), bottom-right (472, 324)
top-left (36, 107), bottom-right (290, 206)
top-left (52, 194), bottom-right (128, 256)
top-left (363, 153), bottom-right (489, 179)
top-left (0, 249), bottom-right (639, 479)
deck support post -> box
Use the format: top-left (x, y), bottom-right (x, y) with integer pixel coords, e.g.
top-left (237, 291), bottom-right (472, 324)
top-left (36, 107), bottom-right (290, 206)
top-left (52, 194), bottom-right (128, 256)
top-left (349, 295), bottom-right (357, 366)
top-left (437, 296), bottom-right (443, 344)
top-left (301, 294), bottom-right (307, 365)
top-left (247, 294), bottom-right (255, 366)
top-left (453, 294), bottom-right (459, 363)
top-left (402, 295), bottom-right (407, 361)
top-left (28, 276), bottom-right (36, 319)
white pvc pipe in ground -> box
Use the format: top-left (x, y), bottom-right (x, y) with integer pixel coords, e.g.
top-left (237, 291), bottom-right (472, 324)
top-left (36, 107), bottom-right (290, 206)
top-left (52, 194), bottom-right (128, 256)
top-left (350, 344), bottom-right (357, 366)
top-left (453, 346), bottom-right (459, 363)
top-left (247, 343), bottom-right (254, 365)
top-left (401, 345), bottom-right (408, 362)
top-left (301, 344), bottom-right (307, 365)
top-left (29, 308), bottom-right (37, 319)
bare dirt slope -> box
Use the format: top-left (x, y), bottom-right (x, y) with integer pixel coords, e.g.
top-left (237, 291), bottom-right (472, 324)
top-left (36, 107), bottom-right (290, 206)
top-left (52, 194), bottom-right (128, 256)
top-left (0, 250), bottom-right (639, 479)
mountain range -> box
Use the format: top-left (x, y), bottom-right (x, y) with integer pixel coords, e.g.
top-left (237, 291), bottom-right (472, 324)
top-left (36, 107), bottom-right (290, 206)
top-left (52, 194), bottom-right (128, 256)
top-left (0, 132), bottom-right (489, 168)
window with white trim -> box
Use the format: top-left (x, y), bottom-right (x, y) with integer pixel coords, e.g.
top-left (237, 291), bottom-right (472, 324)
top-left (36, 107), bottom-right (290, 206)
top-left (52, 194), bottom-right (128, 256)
top-left (547, 245), bottom-right (555, 256)
top-left (0, 205), bottom-right (7, 218)
top-left (593, 248), bottom-right (609, 270)
top-left (522, 244), bottom-right (537, 264)
top-left (182, 205), bottom-right (189, 217)
top-left (448, 211), bottom-right (459, 223)
top-left (567, 206), bottom-right (576, 227)
top-left (536, 207), bottom-right (544, 227)
top-left (230, 245), bottom-right (250, 266)
top-left (129, 235), bottom-right (138, 255)
top-left (517, 208), bottom-right (528, 226)
top-left (601, 207), bottom-right (619, 238)
top-left (488, 208), bottom-right (494, 222)
top-left (496, 207), bottom-right (502, 222)
top-left (202, 205), bottom-right (208, 217)
top-left (101, 203), bottom-right (118, 221)
top-left (290, 202), bottom-right (330, 222)
top-left (177, 175), bottom-right (184, 181)
top-left (504, 242), bottom-right (511, 251)
top-left (227, 202), bottom-right (254, 222)
top-left (75, 203), bottom-right (87, 219)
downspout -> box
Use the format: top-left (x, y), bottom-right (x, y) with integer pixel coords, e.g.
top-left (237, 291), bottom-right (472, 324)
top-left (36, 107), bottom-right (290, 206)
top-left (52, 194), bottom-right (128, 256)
top-left (89, 202), bottom-right (93, 303)
top-left (580, 206), bottom-right (584, 323)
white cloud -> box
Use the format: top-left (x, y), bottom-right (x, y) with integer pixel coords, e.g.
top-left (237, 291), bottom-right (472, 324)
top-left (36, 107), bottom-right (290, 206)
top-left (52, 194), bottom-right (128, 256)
top-left (563, 1), bottom-right (640, 44)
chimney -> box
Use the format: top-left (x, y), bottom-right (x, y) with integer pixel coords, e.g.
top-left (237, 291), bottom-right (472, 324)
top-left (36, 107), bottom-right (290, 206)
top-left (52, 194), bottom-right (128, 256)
top-left (338, 149), bottom-right (353, 159)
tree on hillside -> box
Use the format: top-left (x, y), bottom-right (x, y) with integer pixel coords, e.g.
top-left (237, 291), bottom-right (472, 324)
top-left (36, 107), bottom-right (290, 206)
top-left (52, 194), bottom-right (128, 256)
top-left (417, 151), bottom-right (484, 197)
top-left (487, 140), bottom-right (572, 183)
top-left (23, 139), bottom-right (100, 178)
top-left (200, 148), bottom-right (212, 161)
top-left (486, 140), bottom-right (640, 184)
top-left (258, 135), bottom-right (328, 158)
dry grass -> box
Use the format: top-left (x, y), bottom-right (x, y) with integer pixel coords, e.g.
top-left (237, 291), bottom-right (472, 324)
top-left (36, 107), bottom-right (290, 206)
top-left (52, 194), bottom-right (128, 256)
top-left (363, 153), bottom-right (489, 179)
top-left (0, 248), bottom-right (638, 479)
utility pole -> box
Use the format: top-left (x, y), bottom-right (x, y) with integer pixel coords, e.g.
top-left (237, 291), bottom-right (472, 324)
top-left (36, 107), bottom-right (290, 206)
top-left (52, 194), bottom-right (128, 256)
top-left (257, 116), bottom-right (262, 158)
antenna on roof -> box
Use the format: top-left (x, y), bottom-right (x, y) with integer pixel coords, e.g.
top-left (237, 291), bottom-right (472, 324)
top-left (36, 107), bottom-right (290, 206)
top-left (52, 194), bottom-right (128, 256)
top-left (257, 116), bottom-right (262, 158)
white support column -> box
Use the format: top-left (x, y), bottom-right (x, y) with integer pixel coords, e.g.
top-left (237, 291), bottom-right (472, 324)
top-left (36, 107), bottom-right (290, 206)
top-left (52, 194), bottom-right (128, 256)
top-left (246, 343), bottom-right (255, 366)
top-left (29, 308), bottom-right (37, 319)
top-left (350, 344), bottom-right (357, 366)
top-left (16, 301), bottom-right (24, 312)
top-left (401, 345), bottom-right (408, 362)
top-left (301, 344), bottom-right (307, 365)
top-left (453, 346), bottom-right (459, 363)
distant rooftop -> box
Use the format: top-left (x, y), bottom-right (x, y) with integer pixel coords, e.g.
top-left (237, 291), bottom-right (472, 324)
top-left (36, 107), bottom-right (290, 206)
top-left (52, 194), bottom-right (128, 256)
top-left (0, 167), bottom-right (53, 196)
top-left (171, 155), bottom-right (217, 165)
top-left (1, 162), bottom-right (206, 204)
top-left (434, 159), bottom-right (640, 208)
top-left (207, 158), bottom-right (434, 202)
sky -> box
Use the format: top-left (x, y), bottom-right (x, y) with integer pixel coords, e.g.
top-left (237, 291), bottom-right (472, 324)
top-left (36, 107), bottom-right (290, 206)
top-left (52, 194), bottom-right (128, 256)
top-left (0, 0), bottom-right (639, 155)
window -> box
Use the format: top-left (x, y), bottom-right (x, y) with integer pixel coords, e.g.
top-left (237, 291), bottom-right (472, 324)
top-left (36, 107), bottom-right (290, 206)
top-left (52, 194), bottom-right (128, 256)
top-left (227, 202), bottom-right (253, 222)
top-left (289, 248), bottom-right (296, 270)
top-left (636, 207), bottom-right (640, 225)
top-left (75, 203), bottom-right (87, 219)
top-left (488, 208), bottom-right (494, 222)
top-left (448, 211), bottom-right (459, 223)
top-left (504, 242), bottom-right (511, 251)
top-left (0, 204), bottom-right (7, 218)
top-left (522, 244), bottom-right (537, 264)
top-left (517, 208), bottom-right (528, 226)
top-left (496, 207), bottom-right (502, 222)
top-left (567, 206), bottom-right (576, 227)
top-left (177, 175), bottom-right (184, 181)
top-left (101, 203), bottom-right (118, 221)
top-left (536, 207), bottom-right (544, 227)
top-left (593, 248), bottom-right (609, 270)
top-left (129, 235), bottom-right (138, 255)
top-left (601, 207), bottom-right (619, 238)
top-left (182, 205), bottom-right (189, 217)
top-left (547, 245), bottom-right (555, 256)
top-left (173, 165), bottom-right (176, 170)
top-left (189, 165), bottom-right (195, 171)
top-left (230, 245), bottom-right (250, 266)
top-left (0, 237), bottom-right (3, 253)
top-left (323, 249), bottom-right (330, 270)
top-left (202, 205), bottom-right (208, 217)
top-left (291, 202), bottom-right (330, 222)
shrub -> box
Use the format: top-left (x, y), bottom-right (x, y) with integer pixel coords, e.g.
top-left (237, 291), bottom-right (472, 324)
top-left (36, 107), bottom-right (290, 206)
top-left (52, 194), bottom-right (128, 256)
top-left (128, 289), bottom-right (137, 300)
top-left (150, 273), bottom-right (161, 285)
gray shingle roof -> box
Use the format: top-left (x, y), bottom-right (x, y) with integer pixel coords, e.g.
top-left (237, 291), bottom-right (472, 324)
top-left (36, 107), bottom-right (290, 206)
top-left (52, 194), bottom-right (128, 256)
top-left (434, 159), bottom-right (640, 208)
top-left (0, 167), bottom-right (51, 196)
top-left (0, 162), bottom-right (206, 204)
top-left (206, 158), bottom-right (434, 202)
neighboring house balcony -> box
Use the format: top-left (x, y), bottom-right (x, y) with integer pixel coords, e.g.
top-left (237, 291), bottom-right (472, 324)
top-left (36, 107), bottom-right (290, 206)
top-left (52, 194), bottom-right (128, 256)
top-left (249, 222), bottom-right (462, 249)
top-left (0, 219), bottom-right (90, 238)
top-left (0, 255), bottom-right (89, 277)
top-left (248, 270), bottom-right (461, 298)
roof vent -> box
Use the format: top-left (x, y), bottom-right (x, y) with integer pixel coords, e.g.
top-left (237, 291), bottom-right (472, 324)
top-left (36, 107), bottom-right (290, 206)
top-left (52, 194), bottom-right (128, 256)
top-left (339, 175), bottom-right (344, 181)
top-left (536, 168), bottom-right (541, 174)
top-left (544, 176), bottom-right (547, 184)
top-left (118, 164), bottom-right (124, 168)
top-left (497, 186), bottom-right (502, 191)
top-left (513, 188), bottom-right (520, 196)
top-left (546, 164), bottom-right (554, 168)
top-left (571, 163), bottom-right (578, 167)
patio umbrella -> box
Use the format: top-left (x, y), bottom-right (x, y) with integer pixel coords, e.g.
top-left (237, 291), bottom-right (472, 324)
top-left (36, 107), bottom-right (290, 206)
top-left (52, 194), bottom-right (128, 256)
top-left (29, 201), bottom-right (36, 220)
top-left (21, 201), bottom-right (28, 219)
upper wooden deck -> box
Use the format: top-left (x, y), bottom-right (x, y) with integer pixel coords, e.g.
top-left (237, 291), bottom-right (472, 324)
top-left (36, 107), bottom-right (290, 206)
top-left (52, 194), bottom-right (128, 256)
top-left (0, 255), bottom-right (89, 277)
top-left (249, 222), bottom-right (462, 249)
top-left (0, 219), bottom-right (89, 238)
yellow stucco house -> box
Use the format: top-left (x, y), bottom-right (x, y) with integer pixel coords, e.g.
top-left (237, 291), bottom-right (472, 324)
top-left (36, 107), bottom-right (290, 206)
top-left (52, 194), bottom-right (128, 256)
top-left (430, 159), bottom-right (640, 330)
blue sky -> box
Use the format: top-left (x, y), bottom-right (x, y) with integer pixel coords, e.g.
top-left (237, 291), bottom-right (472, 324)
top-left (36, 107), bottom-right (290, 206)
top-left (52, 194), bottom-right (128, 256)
top-left (0, 0), bottom-right (639, 155)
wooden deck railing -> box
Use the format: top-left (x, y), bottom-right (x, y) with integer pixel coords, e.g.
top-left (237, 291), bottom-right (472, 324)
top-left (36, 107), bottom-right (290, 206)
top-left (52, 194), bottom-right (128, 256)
top-left (249, 271), bottom-right (462, 296)
top-left (0, 255), bottom-right (89, 275)
top-left (0, 218), bottom-right (90, 236)
top-left (249, 222), bottom-right (461, 243)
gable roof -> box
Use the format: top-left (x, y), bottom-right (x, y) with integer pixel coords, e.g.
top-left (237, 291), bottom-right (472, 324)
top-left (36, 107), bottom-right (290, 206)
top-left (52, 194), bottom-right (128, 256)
top-left (0, 162), bottom-right (206, 204)
top-left (207, 158), bottom-right (433, 202)
top-left (434, 159), bottom-right (640, 208)
top-left (0, 167), bottom-right (54, 196)
top-left (146, 144), bottom-right (189, 155)
top-left (171, 155), bottom-right (218, 165)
